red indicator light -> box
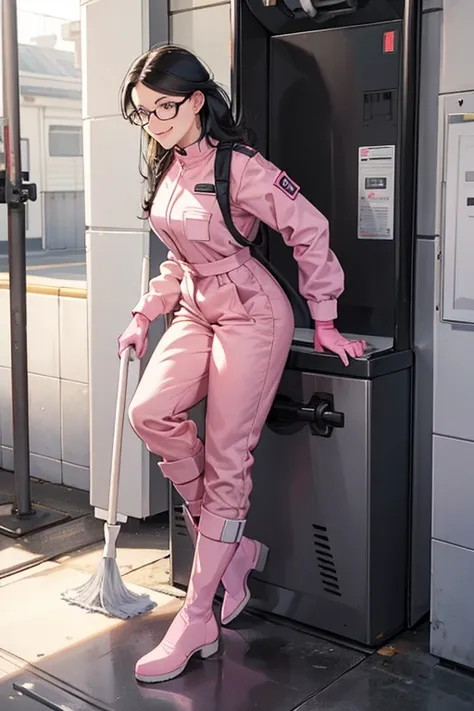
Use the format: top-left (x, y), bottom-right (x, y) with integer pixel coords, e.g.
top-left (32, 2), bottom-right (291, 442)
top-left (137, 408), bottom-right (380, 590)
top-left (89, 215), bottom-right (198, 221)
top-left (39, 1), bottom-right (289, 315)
top-left (384, 31), bottom-right (395, 53)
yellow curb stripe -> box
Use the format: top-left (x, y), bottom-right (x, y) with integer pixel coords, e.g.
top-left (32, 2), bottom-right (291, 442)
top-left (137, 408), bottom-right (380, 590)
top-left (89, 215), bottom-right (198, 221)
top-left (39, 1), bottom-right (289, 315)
top-left (0, 279), bottom-right (86, 298)
top-left (25, 261), bottom-right (86, 271)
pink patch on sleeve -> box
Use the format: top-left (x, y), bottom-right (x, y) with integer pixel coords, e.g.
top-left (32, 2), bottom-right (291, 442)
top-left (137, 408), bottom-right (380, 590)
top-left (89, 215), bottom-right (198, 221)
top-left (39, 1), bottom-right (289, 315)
top-left (274, 171), bottom-right (300, 200)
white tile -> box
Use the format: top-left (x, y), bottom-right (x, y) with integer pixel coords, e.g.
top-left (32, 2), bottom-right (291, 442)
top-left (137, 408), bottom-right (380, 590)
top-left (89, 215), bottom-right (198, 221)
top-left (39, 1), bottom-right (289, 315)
top-left (433, 435), bottom-right (474, 550)
top-left (170, 5), bottom-right (231, 92)
top-left (0, 366), bottom-right (12, 448)
top-left (30, 453), bottom-right (62, 485)
top-left (1, 371), bottom-right (63, 461)
top-left (431, 540), bottom-right (474, 669)
top-left (0, 289), bottom-right (11, 368)
top-left (87, 230), bottom-right (150, 519)
top-left (61, 381), bottom-right (90, 467)
top-left (434, 316), bottom-right (474, 442)
top-left (1, 446), bottom-right (13, 471)
top-left (62, 462), bottom-right (90, 491)
top-left (59, 296), bottom-right (88, 383)
top-left (0, 453), bottom-right (58, 490)
top-left (84, 116), bottom-right (145, 231)
top-left (81, 0), bottom-right (146, 119)
top-left (26, 292), bottom-right (60, 378)
top-left (1, 451), bottom-right (62, 484)
top-left (29, 374), bottom-right (61, 460)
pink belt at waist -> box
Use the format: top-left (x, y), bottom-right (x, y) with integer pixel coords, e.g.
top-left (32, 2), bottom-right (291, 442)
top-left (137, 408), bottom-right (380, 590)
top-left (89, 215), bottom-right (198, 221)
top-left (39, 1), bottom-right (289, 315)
top-left (178, 247), bottom-right (252, 277)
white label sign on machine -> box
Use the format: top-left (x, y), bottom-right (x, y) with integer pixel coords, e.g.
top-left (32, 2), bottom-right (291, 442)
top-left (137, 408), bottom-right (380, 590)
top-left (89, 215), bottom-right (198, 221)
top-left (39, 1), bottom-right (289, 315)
top-left (442, 114), bottom-right (474, 324)
top-left (358, 145), bottom-right (395, 240)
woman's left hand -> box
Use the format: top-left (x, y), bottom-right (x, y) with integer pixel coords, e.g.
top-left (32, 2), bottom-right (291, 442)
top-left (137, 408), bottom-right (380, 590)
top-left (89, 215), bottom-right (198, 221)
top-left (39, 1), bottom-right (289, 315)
top-left (314, 320), bottom-right (366, 367)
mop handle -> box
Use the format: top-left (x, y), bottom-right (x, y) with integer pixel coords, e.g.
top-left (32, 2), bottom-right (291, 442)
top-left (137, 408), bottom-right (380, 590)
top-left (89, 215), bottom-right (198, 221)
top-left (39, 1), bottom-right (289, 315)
top-left (107, 255), bottom-right (150, 526)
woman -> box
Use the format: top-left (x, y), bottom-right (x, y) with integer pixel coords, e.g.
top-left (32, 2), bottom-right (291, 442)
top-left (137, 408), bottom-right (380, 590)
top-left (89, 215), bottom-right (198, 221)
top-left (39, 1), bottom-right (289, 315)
top-left (118, 44), bottom-right (365, 684)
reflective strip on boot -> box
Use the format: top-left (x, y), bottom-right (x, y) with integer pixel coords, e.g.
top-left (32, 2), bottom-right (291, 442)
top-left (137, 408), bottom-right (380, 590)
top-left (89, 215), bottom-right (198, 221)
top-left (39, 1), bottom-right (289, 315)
top-left (199, 507), bottom-right (246, 543)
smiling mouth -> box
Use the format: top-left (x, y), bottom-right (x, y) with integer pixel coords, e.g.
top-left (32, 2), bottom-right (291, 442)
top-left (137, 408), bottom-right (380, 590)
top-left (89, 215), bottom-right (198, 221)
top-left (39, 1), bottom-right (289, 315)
top-left (156, 127), bottom-right (172, 137)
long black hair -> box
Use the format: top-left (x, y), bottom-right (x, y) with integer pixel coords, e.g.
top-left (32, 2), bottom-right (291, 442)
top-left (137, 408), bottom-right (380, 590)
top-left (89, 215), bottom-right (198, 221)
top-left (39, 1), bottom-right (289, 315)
top-left (120, 44), bottom-right (253, 214)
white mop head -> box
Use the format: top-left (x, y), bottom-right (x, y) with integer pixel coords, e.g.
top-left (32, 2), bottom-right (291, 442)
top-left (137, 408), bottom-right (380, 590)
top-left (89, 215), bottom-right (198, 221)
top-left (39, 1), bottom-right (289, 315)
top-left (61, 556), bottom-right (156, 619)
top-left (61, 524), bottom-right (156, 619)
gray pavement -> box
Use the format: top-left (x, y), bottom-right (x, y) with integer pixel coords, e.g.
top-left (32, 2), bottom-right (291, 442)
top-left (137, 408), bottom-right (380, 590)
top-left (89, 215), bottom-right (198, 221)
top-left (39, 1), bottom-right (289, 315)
top-left (0, 248), bottom-right (86, 281)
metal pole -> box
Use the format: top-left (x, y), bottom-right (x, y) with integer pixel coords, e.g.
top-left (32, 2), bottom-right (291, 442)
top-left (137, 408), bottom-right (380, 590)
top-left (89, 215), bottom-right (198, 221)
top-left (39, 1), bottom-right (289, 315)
top-left (2, 0), bottom-right (33, 517)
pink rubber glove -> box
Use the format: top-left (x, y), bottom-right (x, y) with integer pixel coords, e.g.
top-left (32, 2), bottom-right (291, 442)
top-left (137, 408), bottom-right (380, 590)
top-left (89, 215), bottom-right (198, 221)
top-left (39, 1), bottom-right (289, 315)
top-left (118, 313), bottom-right (150, 359)
top-left (314, 320), bottom-right (366, 367)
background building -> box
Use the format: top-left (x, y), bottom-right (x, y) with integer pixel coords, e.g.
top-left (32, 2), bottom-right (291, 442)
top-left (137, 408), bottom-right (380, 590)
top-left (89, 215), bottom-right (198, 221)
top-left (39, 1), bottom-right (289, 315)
top-left (0, 11), bottom-right (83, 252)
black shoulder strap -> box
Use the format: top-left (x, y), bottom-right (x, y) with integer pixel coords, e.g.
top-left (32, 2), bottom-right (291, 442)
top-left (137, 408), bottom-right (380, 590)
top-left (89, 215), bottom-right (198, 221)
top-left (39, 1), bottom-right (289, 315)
top-left (214, 141), bottom-right (312, 329)
top-left (214, 142), bottom-right (256, 249)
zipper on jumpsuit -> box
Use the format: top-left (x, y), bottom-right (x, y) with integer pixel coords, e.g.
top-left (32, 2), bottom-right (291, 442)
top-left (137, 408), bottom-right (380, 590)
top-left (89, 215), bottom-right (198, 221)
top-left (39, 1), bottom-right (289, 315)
top-left (163, 161), bottom-right (201, 319)
top-left (164, 162), bottom-right (185, 261)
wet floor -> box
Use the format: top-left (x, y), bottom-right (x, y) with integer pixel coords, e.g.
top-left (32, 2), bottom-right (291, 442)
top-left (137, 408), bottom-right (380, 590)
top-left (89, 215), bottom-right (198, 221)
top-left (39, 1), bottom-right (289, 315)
top-left (2, 601), bottom-right (473, 711)
top-left (0, 469), bottom-right (473, 710)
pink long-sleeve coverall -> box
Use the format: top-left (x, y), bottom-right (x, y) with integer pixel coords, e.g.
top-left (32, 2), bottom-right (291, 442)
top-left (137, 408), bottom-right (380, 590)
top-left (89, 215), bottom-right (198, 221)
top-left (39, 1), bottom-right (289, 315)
top-left (129, 140), bottom-right (344, 521)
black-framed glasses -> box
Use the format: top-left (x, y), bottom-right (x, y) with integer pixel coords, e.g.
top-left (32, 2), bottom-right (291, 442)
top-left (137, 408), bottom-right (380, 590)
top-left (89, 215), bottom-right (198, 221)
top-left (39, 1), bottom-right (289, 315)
top-left (129, 97), bottom-right (190, 127)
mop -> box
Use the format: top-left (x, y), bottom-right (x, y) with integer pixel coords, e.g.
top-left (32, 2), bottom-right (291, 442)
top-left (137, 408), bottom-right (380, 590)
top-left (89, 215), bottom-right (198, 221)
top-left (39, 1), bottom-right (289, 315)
top-left (61, 257), bottom-right (156, 619)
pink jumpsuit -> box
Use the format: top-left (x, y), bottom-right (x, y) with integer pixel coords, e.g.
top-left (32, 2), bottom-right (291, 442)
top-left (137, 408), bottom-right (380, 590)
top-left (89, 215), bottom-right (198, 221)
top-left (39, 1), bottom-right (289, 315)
top-left (128, 140), bottom-right (344, 522)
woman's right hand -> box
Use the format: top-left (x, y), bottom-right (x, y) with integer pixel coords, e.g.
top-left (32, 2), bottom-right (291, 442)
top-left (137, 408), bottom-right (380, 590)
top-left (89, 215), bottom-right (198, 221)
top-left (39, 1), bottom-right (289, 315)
top-left (118, 313), bottom-right (150, 359)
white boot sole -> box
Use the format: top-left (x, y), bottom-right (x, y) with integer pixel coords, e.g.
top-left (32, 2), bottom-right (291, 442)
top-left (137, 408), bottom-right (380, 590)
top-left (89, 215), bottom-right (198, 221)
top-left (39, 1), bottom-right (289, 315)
top-left (221, 543), bottom-right (269, 626)
top-left (135, 638), bottom-right (219, 684)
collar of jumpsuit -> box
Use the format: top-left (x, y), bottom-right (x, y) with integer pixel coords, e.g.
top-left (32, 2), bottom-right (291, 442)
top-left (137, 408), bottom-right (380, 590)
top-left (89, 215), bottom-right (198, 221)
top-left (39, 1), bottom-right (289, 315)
top-left (148, 135), bottom-right (249, 271)
top-left (174, 138), bottom-right (216, 167)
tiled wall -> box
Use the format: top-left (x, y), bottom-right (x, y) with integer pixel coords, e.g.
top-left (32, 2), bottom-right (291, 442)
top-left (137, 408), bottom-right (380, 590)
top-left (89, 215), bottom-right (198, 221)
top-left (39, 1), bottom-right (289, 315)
top-left (0, 281), bottom-right (90, 491)
top-left (82, 0), bottom-right (168, 518)
top-left (430, 0), bottom-right (474, 671)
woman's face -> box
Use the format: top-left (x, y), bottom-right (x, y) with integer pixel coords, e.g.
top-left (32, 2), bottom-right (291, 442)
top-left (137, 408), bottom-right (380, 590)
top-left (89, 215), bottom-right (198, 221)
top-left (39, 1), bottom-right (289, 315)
top-left (131, 81), bottom-right (204, 150)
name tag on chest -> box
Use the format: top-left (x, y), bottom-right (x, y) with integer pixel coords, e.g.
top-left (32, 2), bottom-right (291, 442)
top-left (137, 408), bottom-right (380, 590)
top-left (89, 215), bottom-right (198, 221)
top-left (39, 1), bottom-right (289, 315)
top-left (194, 183), bottom-right (216, 194)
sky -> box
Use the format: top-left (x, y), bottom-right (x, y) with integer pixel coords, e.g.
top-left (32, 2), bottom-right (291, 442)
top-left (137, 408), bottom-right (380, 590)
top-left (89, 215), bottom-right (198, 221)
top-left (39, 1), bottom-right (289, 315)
top-left (17, 0), bottom-right (80, 51)
top-left (0, 1), bottom-right (80, 114)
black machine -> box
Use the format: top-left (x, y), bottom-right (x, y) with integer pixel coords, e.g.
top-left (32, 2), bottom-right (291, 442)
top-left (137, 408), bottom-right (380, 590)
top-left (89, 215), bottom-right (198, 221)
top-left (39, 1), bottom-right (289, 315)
top-left (171, 0), bottom-right (423, 646)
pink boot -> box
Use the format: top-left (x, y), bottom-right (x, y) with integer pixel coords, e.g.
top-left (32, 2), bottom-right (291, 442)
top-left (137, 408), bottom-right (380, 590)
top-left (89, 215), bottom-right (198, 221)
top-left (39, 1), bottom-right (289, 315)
top-left (182, 506), bottom-right (269, 626)
top-left (220, 536), bottom-right (268, 625)
top-left (135, 508), bottom-right (245, 684)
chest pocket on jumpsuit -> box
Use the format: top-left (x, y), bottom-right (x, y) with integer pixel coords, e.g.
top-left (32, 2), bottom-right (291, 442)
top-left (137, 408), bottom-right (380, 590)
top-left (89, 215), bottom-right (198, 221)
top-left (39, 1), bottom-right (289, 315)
top-left (183, 208), bottom-right (211, 242)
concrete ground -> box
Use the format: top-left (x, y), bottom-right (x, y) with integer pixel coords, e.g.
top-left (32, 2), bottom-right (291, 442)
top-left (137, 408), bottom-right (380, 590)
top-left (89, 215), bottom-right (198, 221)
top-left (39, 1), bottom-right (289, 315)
top-left (0, 468), bottom-right (474, 710)
top-left (0, 248), bottom-right (87, 281)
